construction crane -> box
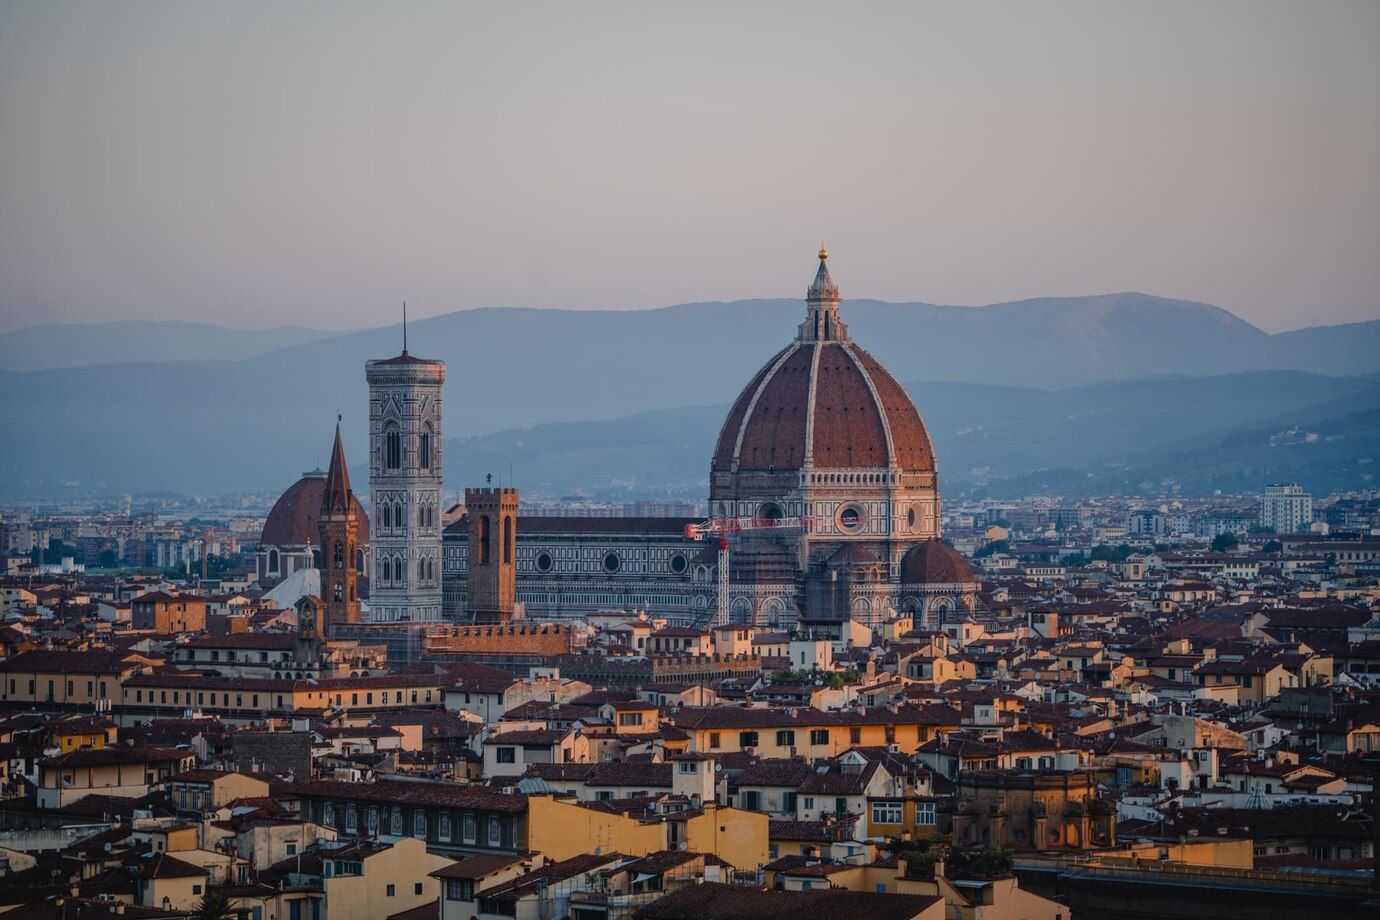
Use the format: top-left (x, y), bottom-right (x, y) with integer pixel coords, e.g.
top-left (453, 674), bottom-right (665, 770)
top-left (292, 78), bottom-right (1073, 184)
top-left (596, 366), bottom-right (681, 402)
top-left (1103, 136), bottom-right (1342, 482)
top-left (684, 514), bottom-right (811, 627)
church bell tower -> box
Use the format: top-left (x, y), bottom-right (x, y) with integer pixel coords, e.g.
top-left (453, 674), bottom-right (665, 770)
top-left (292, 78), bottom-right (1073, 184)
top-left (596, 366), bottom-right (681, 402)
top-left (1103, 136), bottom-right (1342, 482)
top-left (366, 325), bottom-right (446, 623)
top-left (318, 420), bottom-right (361, 629)
top-left (465, 486), bottom-right (518, 623)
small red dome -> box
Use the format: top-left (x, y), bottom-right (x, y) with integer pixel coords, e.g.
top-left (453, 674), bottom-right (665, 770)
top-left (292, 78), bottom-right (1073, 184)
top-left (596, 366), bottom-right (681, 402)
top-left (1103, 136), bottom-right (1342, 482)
top-left (261, 471), bottom-right (370, 546)
top-left (900, 540), bottom-right (975, 585)
top-left (712, 340), bottom-right (935, 475)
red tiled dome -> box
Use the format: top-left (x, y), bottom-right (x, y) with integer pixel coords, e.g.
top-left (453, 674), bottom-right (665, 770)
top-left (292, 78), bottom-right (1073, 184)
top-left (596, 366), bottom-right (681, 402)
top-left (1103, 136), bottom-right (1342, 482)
top-left (712, 340), bottom-right (935, 475)
top-left (261, 471), bottom-right (370, 546)
top-left (900, 540), bottom-right (975, 585)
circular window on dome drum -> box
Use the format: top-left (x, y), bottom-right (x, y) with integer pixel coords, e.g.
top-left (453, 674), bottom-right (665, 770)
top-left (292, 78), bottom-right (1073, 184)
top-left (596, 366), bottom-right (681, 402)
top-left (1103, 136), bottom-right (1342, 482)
top-left (603, 552), bottom-right (622, 574)
top-left (837, 504), bottom-right (866, 534)
top-left (757, 502), bottom-right (784, 525)
top-left (534, 551), bottom-right (553, 574)
top-left (907, 506), bottom-right (917, 529)
top-left (669, 553), bottom-right (688, 575)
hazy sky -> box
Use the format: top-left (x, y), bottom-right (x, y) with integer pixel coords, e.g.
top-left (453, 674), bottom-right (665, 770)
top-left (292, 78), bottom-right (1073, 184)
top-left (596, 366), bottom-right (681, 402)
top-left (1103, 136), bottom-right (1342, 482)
top-left (2, 2), bottom-right (1377, 334)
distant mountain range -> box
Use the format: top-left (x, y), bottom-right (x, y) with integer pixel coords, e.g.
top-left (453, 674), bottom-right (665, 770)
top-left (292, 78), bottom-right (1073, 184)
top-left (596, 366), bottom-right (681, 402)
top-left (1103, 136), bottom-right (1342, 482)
top-left (446, 372), bottom-right (1380, 501)
top-left (0, 321), bottom-right (343, 371)
top-left (0, 293), bottom-right (1377, 497)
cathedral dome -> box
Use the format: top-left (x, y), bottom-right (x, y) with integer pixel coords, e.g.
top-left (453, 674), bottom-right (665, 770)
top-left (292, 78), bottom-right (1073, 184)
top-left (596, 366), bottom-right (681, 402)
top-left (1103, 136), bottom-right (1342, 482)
top-left (712, 339), bottom-right (935, 474)
top-left (900, 540), bottom-right (975, 585)
top-left (712, 252), bottom-right (936, 478)
top-left (261, 470), bottom-right (370, 546)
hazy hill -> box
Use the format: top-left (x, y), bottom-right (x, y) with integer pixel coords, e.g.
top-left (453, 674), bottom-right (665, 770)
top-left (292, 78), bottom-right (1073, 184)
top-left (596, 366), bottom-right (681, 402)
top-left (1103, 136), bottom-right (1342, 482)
top-left (1, 292), bottom-right (1377, 496)
top-left (442, 371), bottom-right (1380, 500)
top-left (0, 321), bottom-right (342, 371)
top-left (978, 399), bottom-right (1380, 499)
top-left (1269, 320), bottom-right (1380, 378)
top-left (9, 294), bottom-right (1375, 387)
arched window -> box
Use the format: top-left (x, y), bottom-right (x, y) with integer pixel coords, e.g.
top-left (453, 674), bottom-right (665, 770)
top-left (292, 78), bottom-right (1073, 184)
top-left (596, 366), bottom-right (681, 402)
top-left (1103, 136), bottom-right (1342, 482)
top-left (267, 549), bottom-right (279, 573)
top-left (504, 517), bottom-right (514, 565)
top-left (333, 541), bottom-right (344, 568)
top-left (356, 548), bottom-right (365, 571)
top-left (478, 516), bottom-right (491, 565)
top-left (382, 503), bottom-right (391, 528)
top-left (394, 501), bottom-right (404, 530)
top-left (385, 424), bottom-right (401, 470)
top-left (419, 424), bottom-right (432, 470)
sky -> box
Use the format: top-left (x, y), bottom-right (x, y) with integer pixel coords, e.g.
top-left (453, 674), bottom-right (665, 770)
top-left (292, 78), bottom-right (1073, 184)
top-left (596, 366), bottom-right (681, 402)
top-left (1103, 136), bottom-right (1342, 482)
top-left (1, 1), bottom-right (1377, 335)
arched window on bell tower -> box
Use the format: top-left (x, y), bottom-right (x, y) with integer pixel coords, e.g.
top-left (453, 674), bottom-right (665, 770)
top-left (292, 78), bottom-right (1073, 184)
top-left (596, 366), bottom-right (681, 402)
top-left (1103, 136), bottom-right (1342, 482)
top-left (385, 423), bottom-right (401, 470)
top-left (419, 423), bottom-right (433, 470)
top-left (478, 516), bottom-right (491, 565)
top-left (504, 517), bottom-right (513, 565)
top-left (333, 541), bottom-right (344, 568)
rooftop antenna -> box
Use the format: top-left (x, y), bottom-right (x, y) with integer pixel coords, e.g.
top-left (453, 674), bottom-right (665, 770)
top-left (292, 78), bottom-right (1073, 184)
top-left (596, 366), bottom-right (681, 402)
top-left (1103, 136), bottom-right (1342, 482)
top-left (402, 301), bottom-right (408, 355)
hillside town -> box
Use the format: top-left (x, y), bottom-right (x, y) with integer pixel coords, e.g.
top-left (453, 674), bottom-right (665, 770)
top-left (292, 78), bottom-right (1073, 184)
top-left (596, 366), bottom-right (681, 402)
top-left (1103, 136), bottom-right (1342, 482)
top-left (0, 254), bottom-right (1377, 920)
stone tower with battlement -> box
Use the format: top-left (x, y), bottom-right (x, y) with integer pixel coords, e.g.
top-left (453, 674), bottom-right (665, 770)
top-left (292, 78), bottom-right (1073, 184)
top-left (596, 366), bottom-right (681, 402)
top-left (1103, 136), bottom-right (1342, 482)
top-left (366, 345), bottom-right (445, 623)
top-left (465, 487), bottom-right (518, 623)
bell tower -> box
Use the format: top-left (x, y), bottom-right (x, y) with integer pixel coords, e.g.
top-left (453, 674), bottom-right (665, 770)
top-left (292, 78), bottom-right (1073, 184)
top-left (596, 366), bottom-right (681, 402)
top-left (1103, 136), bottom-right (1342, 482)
top-left (465, 486), bottom-right (518, 623)
top-left (318, 420), bottom-right (361, 629)
top-left (366, 325), bottom-right (446, 623)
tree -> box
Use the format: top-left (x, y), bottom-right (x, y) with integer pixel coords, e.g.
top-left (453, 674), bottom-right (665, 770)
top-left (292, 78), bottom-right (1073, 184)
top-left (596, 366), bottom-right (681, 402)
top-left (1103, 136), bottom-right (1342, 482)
top-left (948, 847), bottom-right (1014, 878)
top-left (975, 540), bottom-right (1009, 558)
top-left (1262, 540), bottom-right (1283, 554)
top-left (30, 539), bottom-right (77, 564)
top-left (1090, 543), bottom-right (1134, 563)
top-left (1211, 533), bottom-right (1239, 553)
top-left (189, 889), bottom-right (238, 920)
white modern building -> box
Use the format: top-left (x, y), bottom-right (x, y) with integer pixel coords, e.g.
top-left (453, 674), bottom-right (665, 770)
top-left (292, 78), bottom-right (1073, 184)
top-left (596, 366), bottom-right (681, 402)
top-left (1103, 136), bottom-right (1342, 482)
top-left (1260, 482), bottom-right (1313, 533)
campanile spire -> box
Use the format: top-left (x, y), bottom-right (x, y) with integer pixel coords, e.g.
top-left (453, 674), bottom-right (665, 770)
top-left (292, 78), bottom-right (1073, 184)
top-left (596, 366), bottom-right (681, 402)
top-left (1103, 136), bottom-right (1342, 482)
top-left (318, 419), bottom-right (361, 629)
